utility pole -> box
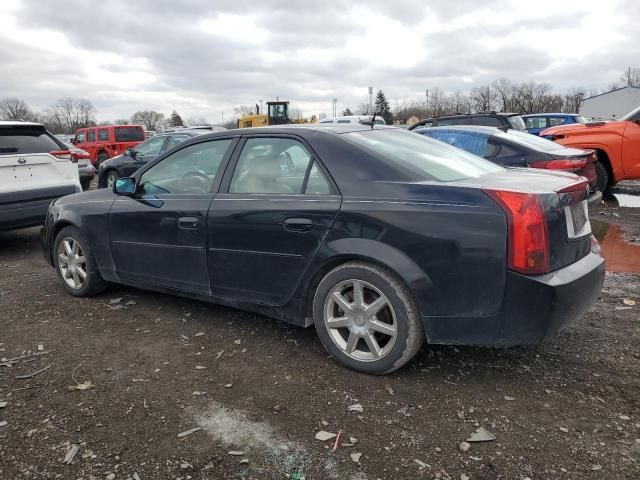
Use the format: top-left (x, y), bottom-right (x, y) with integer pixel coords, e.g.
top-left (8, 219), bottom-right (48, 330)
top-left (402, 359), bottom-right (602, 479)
top-left (368, 87), bottom-right (373, 114)
top-left (332, 98), bottom-right (337, 117)
top-left (425, 89), bottom-right (429, 112)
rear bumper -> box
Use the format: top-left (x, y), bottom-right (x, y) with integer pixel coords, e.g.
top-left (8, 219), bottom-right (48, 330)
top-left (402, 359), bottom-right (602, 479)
top-left (0, 185), bottom-right (79, 231)
top-left (423, 252), bottom-right (605, 346)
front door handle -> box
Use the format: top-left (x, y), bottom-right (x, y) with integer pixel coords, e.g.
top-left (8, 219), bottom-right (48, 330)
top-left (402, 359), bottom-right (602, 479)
top-left (178, 216), bottom-right (199, 229)
top-left (284, 217), bottom-right (313, 232)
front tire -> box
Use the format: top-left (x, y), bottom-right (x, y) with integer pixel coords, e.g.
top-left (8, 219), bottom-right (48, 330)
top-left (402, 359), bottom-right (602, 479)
top-left (53, 226), bottom-right (108, 297)
top-left (105, 170), bottom-right (120, 189)
top-left (96, 152), bottom-right (109, 167)
top-left (313, 262), bottom-right (424, 374)
top-left (595, 160), bottom-right (610, 193)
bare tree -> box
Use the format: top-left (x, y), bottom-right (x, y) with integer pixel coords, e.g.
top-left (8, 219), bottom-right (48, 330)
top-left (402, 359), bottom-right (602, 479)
top-left (620, 67), bottom-right (640, 87)
top-left (562, 88), bottom-right (586, 113)
top-left (449, 91), bottom-right (471, 114)
top-left (355, 103), bottom-right (371, 115)
top-left (0, 97), bottom-right (35, 121)
top-left (469, 86), bottom-right (498, 112)
top-left (132, 110), bottom-right (165, 131)
top-left (44, 97), bottom-right (96, 133)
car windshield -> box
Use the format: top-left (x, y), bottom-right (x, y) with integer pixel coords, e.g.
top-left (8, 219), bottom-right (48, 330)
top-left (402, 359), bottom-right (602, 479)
top-left (0, 127), bottom-right (62, 155)
top-left (495, 129), bottom-right (567, 153)
top-left (622, 105), bottom-right (640, 121)
top-left (344, 129), bottom-right (503, 182)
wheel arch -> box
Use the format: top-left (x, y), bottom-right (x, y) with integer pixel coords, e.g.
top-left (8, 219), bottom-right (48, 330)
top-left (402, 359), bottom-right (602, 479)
top-left (593, 148), bottom-right (615, 187)
top-left (47, 220), bottom-right (80, 264)
top-left (302, 238), bottom-right (432, 325)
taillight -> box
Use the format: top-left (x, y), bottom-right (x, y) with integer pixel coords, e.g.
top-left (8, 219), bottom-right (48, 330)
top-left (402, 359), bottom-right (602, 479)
top-left (69, 151), bottom-right (90, 164)
top-left (483, 189), bottom-right (550, 275)
top-left (529, 158), bottom-right (587, 172)
top-left (49, 150), bottom-right (72, 161)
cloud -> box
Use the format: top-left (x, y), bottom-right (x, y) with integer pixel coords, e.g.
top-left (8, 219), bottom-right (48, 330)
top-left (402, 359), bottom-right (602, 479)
top-left (1, 0), bottom-right (638, 122)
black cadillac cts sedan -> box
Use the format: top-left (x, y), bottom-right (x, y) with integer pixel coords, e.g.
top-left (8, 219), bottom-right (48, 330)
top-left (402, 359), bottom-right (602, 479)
top-left (42, 125), bottom-right (605, 374)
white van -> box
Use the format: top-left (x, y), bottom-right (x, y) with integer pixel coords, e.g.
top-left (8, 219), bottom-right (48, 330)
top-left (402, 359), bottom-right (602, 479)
top-left (1, 121), bottom-right (81, 231)
top-left (319, 115), bottom-right (386, 125)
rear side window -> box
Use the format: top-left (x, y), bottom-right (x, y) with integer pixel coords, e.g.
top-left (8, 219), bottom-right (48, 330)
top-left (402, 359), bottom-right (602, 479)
top-left (115, 126), bottom-right (144, 142)
top-left (0, 127), bottom-right (63, 155)
top-left (472, 116), bottom-right (503, 127)
top-left (87, 130), bottom-right (96, 142)
top-left (337, 119), bottom-right (351, 124)
top-left (436, 117), bottom-right (469, 126)
top-left (525, 117), bottom-right (548, 129)
top-left (98, 129), bottom-right (109, 141)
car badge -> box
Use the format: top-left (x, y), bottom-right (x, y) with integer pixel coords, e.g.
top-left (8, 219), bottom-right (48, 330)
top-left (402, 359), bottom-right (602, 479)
top-left (17, 157), bottom-right (27, 164)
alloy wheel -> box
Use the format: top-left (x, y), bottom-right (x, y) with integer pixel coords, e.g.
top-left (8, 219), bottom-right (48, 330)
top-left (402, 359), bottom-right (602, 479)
top-left (57, 237), bottom-right (87, 289)
top-left (323, 279), bottom-right (397, 362)
top-left (106, 172), bottom-right (118, 188)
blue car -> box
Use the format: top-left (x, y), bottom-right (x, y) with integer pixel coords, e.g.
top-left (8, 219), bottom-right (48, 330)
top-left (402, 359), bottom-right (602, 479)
top-left (522, 113), bottom-right (587, 136)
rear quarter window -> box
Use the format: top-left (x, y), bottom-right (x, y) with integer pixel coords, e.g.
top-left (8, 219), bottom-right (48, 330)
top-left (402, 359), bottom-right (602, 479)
top-left (0, 127), bottom-right (63, 155)
top-left (115, 126), bottom-right (145, 142)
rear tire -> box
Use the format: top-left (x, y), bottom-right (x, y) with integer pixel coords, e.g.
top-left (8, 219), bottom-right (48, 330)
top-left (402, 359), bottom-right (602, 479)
top-left (313, 262), bottom-right (424, 374)
top-left (53, 226), bottom-right (108, 297)
top-left (595, 160), bottom-right (610, 193)
top-left (80, 179), bottom-right (91, 191)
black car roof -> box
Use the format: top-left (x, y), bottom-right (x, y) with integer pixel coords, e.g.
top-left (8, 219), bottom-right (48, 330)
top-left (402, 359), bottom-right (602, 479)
top-left (416, 125), bottom-right (503, 135)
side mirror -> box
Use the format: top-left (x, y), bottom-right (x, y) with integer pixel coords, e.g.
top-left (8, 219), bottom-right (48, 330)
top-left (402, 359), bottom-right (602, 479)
top-left (124, 148), bottom-right (132, 156)
top-left (70, 138), bottom-right (77, 145)
top-left (113, 177), bottom-right (136, 195)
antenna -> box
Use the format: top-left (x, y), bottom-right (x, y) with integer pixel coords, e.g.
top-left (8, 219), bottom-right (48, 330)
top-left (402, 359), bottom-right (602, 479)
top-left (370, 111), bottom-right (378, 129)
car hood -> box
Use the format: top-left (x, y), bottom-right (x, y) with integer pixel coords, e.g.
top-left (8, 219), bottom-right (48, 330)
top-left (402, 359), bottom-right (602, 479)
top-left (541, 120), bottom-right (628, 136)
top-left (53, 186), bottom-right (115, 206)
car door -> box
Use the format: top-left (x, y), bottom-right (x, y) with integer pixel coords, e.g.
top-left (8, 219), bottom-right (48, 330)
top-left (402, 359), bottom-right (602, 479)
top-left (108, 137), bottom-right (236, 294)
top-left (622, 116), bottom-right (640, 177)
top-left (208, 135), bottom-right (341, 305)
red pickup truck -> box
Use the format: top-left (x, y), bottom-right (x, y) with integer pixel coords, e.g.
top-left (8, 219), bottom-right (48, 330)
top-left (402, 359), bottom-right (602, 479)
top-left (541, 105), bottom-right (640, 192)
top-left (71, 125), bottom-right (146, 166)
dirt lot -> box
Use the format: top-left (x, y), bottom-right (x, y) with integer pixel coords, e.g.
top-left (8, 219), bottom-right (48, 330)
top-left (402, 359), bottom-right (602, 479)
top-left (1, 183), bottom-right (639, 480)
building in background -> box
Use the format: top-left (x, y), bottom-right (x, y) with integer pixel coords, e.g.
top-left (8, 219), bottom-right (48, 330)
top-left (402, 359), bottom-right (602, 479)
top-left (580, 86), bottom-right (640, 120)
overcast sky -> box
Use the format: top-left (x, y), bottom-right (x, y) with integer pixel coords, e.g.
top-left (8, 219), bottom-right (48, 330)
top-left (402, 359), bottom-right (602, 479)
top-left (1, 0), bottom-right (638, 122)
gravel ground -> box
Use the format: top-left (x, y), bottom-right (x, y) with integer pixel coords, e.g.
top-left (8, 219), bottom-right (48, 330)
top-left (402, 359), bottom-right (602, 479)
top-left (0, 182), bottom-right (639, 480)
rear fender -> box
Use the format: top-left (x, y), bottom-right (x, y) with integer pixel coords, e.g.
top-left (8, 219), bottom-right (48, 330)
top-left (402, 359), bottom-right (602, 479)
top-left (298, 237), bottom-right (432, 327)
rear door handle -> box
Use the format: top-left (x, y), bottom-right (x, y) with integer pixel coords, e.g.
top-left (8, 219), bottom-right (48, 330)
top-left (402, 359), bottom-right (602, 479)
top-left (283, 217), bottom-right (313, 232)
top-left (178, 216), bottom-right (199, 229)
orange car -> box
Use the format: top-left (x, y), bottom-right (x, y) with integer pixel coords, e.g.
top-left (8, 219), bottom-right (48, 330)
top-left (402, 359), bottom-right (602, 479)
top-left (540, 105), bottom-right (640, 192)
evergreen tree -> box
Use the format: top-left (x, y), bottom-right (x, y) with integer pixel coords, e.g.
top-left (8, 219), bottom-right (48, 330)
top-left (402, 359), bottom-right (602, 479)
top-left (342, 107), bottom-right (353, 116)
top-left (374, 90), bottom-right (392, 124)
top-left (169, 110), bottom-right (184, 127)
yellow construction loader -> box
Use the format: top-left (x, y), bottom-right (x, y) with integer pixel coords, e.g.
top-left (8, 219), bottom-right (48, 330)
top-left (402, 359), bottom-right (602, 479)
top-left (237, 101), bottom-right (316, 128)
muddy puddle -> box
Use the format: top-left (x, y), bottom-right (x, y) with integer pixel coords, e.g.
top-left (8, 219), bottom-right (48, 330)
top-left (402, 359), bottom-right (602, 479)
top-left (591, 219), bottom-right (640, 273)
top-left (603, 192), bottom-right (640, 208)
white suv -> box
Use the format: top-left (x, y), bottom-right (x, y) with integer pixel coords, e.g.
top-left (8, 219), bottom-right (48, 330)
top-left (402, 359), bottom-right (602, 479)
top-left (1, 121), bottom-right (81, 231)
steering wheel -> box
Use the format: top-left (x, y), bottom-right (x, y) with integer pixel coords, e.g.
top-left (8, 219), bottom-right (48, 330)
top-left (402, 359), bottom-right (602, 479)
top-left (177, 170), bottom-right (209, 193)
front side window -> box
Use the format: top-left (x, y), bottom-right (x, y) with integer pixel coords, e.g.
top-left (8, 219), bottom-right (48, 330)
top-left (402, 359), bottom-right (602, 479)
top-left (134, 136), bottom-right (165, 158)
top-left (166, 135), bottom-right (191, 150)
top-left (344, 129), bottom-right (502, 182)
top-left (548, 117), bottom-right (566, 127)
top-left (115, 126), bottom-right (145, 142)
top-left (75, 131), bottom-right (85, 143)
top-left (139, 139), bottom-right (232, 195)
top-left (230, 137), bottom-right (314, 194)
top-left (98, 129), bottom-right (109, 141)
top-left (86, 130), bottom-right (96, 142)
